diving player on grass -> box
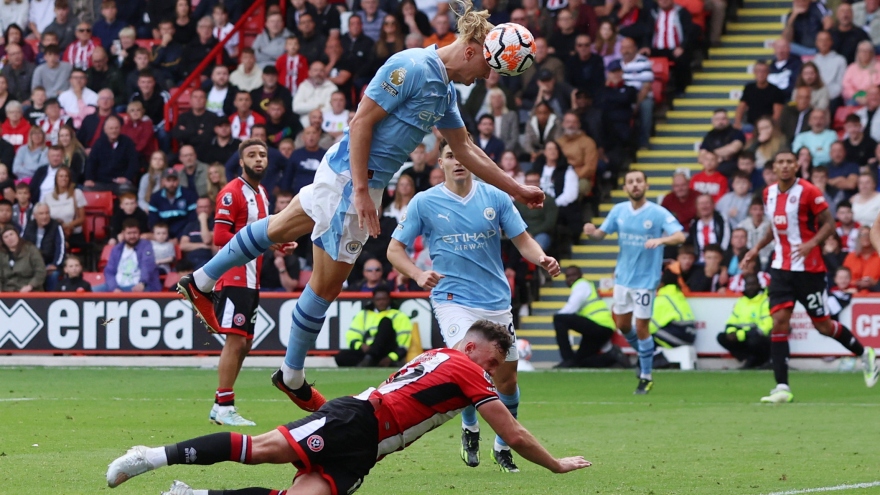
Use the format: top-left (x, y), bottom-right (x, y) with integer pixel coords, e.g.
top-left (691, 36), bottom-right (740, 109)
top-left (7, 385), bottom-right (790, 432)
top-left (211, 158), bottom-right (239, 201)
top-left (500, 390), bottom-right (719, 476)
top-left (582, 170), bottom-right (686, 394)
top-left (387, 139), bottom-right (560, 472)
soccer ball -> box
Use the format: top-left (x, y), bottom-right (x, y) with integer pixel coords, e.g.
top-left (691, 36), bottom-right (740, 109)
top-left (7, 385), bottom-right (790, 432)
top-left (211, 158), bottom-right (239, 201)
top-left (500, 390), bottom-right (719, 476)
top-left (483, 23), bottom-right (536, 76)
top-left (516, 338), bottom-right (533, 362)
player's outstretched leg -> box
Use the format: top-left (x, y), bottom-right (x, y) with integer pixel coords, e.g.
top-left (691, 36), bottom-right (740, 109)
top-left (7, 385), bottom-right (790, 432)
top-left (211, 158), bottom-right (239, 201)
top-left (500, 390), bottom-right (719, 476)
top-left (761, 329), bottom-right (794, 403)
top-left (817, 319), bottom-right (878, 387)
top-left (492, 385), bottom-right (521, 473)
top-left (161, 480), bottom-right (285, 495)
top-left (460, 406), bottom-right (480, 467)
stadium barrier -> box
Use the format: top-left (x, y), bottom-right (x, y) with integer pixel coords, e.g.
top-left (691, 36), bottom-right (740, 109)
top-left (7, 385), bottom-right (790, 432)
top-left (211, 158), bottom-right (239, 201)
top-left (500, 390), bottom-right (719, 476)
top-left (0, 293), bottom-right (434, 355)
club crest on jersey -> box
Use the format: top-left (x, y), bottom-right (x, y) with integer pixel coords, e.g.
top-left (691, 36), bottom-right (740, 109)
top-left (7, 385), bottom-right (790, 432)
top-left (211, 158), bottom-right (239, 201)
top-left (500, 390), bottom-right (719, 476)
top-left (345, 241), bottom-right (363, 255)
top-left (390, 67), bottom-right (406, 85)
top-left (307, 435), bottom-right (324, 452)
top-left (447, 324), bottom-right (460, 338)
top-left (789, 196), bottom-right (797, 204)
top-left (483, 207), bottom-right (496, 220)
top-left (643, 220), bottom-right (653, 229)
top-left (815, 196), bottom-right (825, 204)
top-left (222, 192), bottom-right (233, 206)
top-left (233, 313), bottom-right (246, 326)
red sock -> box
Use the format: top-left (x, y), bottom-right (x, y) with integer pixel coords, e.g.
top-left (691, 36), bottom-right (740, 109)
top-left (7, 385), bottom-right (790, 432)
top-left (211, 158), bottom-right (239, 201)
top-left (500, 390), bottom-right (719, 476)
top-left (215, 388), bottom-right (234, 407)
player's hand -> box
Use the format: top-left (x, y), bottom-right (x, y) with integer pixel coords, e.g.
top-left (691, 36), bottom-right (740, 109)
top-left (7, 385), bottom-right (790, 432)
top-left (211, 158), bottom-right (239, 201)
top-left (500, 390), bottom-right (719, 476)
top-left (583, 223), bottom-right (597, 236)
top-left (644, 238), bottom-right (664, 249)
top-left (739, 248), bottom-right (758, 270)
top-left (514, 185), bottom-right (545, 209)
top-left (794, 241), bottom-right (814, 260)
top-left (539, 255), bottom-right (561, 276)
top-left (415, 270), bottom-right (444, 289)
top-left (355, 190), bottom-right (380, 237)
top-left (270, 242), bottom-right (297, 254)
top-left (553, 456), bottom-right (592, 473)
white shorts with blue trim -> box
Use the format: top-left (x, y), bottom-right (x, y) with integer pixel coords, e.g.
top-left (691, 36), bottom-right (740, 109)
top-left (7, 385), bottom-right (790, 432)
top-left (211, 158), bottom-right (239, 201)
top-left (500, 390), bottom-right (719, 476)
top-left (612, 285), bottom-right (654, 320)
top-left (299, 143), bottom-right (385, 264)
top-left (433, 303), bottom-right (518, 362)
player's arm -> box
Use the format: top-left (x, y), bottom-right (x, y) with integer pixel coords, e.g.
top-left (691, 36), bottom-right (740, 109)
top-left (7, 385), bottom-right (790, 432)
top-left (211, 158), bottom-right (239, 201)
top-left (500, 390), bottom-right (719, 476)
top-left (796, 208), bottom-right (835, 259)
top-left (387, 239), bottom-right (444, 289)
top-left (511, 232), bottom-right (561, 277)
top-left (478, 399), bottom-right (591, 473)
top-left (645, 229), bottom-right (686, 249)
top-left (348, 96), bottom-right (389, 237)
top-left (742, 223), bottom-right (776, 267)
top-left (582, 223), bottom-right (607, 240)
top-left (440, 126), bottom-right (544, 209)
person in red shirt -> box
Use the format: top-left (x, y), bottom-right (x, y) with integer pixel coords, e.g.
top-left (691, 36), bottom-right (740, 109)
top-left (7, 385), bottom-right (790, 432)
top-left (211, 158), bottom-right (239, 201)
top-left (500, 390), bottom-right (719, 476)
top-left (661, 170), bottom-right (700, 229)
top-left (843, 226), bottom-right (880, 293)
top-left (743, 151), bottom-right (879, 403)
top-left (1, 101), bottom-right (31, 152)
top-left (275, 36), bottom-right (308, 96)
top-left (228, 91), bottom-right (266, 140)
top-left (120, 100), bottom-right (157, 160)
top-left (106, 320), bottom-right (592, 494)
top-left (690, 150), bottom-right (728, 203)
top-left (63, 22), bottom-right (101, 70)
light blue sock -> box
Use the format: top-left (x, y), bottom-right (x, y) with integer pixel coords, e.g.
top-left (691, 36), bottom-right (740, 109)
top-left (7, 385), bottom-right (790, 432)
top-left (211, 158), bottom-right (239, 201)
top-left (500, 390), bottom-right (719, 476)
top-left (461, 405), bottom-right (478, 429)
top-left (637, 337), bottom-right (654, 379)
top-left (202, 217), bottom-right (272, 282)
top-left (623, 329), bottom-right (639, 350)
top-left (283, 284), bottom-right (330, 370)
top-left (495, 387), bottom-right (520, 449)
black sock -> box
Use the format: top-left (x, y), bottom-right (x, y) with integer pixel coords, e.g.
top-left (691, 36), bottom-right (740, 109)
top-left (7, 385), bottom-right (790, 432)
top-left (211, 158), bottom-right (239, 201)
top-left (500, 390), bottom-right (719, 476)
top-left (830, 321), bottom-right (864, 356)
top-left (165, 432), bottom-right (251, 466)
top-left (771, 334), bottom-right (790, 386)
top-left (208, 489), bottom-right (284, 495)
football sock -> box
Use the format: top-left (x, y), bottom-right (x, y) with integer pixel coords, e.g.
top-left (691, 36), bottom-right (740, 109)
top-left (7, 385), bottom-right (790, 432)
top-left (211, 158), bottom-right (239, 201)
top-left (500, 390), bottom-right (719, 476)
top-left (198, 217), bottom-right (272, 291)
top-left (771, 333), bottom-right (790, 386)
top-left (283, 284), bottom-right (330, 390)
top-left (163, 433), bottom-right (252, 466)
top-left (208, 490), bottom-right (285, 495)
top-left (829, 321), bottom-right (864, 356)
top-left (461, 405), bottom-right (479, 430)
top-left (215, 388), bottom-right (234, 408)
top-left (494, 387), bottom-right (520, 450)
top-left (623, 329), bottom-right (639, 350)
top-left (637, 337), bottom-right (654, 380)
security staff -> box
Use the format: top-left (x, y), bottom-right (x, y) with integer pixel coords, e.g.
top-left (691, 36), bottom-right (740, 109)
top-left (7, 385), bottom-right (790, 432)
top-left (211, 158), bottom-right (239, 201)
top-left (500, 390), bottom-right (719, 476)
top-left (717, 274), bottom-right (772, 369)
top-left (335, 288), bottom-right (413, 367)
top-left (553, 266), bottom-right (620, 368)
top-left (651, 268), bottom-right (697, 348)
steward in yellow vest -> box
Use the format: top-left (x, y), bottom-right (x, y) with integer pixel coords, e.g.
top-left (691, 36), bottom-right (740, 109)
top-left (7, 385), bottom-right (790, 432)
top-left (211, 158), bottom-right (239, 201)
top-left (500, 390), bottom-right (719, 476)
top-left (650, 269), bottom-right (697, 349)
top-left (334, 288), bottom-right (413, 367)
top-left (716, 274), bottom-right (772, 368)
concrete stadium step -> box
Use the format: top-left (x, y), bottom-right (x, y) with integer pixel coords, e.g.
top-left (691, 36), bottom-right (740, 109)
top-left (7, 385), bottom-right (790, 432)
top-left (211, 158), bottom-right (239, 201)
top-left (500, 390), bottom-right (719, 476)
top-left (709, 47), bottom-right (773, 57)
top-left (572, 245), bottom-right (620, 254)
top-left (720, 34), bottom-right (776, 43)
top-left (726, 22), bottom-right (784, 31)
top-left (693, 73), bottom-right (752, 83)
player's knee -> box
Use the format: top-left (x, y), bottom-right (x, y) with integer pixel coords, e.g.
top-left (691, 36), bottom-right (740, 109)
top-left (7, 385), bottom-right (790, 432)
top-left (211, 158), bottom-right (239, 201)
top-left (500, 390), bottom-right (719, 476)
top-left (225, 334), bottom-right (250, 356)
top-left (813, 318), bottom-right (834, 336)
top-left (290, 472), bottom-right (333, 495)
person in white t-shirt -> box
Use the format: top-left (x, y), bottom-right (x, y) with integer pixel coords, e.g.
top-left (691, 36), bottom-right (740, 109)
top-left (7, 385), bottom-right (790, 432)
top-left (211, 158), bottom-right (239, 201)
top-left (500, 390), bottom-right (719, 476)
top-left (321, 91), bottom-right (349, 141)
top-left (205, 65), bottom-right (233, 117)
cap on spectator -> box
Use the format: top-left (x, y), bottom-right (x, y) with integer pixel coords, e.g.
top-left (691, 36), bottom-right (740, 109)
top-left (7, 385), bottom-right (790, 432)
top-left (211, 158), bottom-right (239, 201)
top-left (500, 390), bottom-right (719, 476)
top-left (161, 169), bottom-right (179, 179)
top-left (606, 59), bottom-right (623, 72)
top-left (537, 69), bottom-right (554, 81)
top-left (262, 65), bottom-right (278, 75)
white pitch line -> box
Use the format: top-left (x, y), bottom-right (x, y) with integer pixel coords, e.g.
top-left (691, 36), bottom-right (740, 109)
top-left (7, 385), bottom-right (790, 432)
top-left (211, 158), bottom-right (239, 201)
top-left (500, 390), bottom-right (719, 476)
top-left (0, 398), bottom-right (33, 402)
top-left (762, 481), bottom-right (880, 495)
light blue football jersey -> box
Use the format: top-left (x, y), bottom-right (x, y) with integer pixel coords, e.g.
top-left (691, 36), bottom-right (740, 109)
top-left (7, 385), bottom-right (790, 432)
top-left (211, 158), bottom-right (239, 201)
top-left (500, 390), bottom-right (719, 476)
top-left (326, 46), bottom-right (465, 189)
top-left (599, 202), bottom-right (684, 290)
top-left (392, 181), bottom-right (528, 310)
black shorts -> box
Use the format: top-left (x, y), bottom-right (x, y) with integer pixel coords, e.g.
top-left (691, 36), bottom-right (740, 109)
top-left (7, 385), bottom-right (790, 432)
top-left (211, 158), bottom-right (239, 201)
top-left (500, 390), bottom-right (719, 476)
top-left (767, 269), bottom-right (830, 321)
top-left (214, 286), bottom-right (259, 339)
top-left (277, 397), bottom-right (379, 495)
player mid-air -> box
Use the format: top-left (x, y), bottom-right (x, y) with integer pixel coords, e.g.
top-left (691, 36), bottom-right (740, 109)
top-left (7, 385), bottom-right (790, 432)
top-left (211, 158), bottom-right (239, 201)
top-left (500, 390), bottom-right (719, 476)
top-left (582, 170), bottom-right (686, 394)
top-left (176, 4), bottom-right (544, 412)
top-left (106, 321), bottom-right (591, 495)
top-left (741, 151), bottom-right (878, 403)
top-left (387, 139), bottom-right (560, 472)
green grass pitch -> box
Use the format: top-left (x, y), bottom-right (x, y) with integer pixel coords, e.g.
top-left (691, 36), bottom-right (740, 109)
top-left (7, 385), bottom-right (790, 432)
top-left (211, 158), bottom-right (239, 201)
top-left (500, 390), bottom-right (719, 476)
top-left (2, 367), bottom-right (880, 494)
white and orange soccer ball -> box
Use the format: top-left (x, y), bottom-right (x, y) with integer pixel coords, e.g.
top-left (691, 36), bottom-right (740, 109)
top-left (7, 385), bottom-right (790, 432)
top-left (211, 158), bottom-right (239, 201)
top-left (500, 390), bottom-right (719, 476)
top-left (483, 23), bottom-right (536, 76)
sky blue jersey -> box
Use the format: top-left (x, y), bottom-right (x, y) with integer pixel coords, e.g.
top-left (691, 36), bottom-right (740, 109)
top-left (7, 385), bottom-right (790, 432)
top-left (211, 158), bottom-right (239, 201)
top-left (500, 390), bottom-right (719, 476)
top-left (599, 201), bottom-right (684, 290)
top-left (326, 46), bottom-right (465, 189)
top-left (392, 181), bottom-right (528, 310)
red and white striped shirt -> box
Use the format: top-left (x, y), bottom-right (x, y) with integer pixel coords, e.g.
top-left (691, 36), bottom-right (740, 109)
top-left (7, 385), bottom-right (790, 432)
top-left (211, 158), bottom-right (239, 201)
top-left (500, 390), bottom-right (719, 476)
top-left (652, 6), bottom-right (685, 50)
top-left (63, 38), bottom-right (100, 70)
top-left (229, 111), bottom-right (267, 139)
top-left (727, 271), bottom-right (771, 292)
top-left (275, 53), bottom-right (308, 96)
top-left (38, 116), bottom-right (68, 145)
top-left (764, 179), bottom-right (828, 273)
top-left (214, 177), bottom-right (270, 290)
top-left (836, 221), bottom-right (860, 253)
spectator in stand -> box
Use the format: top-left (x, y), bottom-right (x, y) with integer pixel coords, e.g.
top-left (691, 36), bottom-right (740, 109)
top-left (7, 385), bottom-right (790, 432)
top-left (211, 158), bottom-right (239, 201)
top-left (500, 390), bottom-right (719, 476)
top-left (523, 101), bottom-right (561, 161)
top-left (112, 27), bottom-right (137, 76)
top-left (228, 91), bottom-right (265, 140)
top-left (86, 47), bottom-right (125, 107)
top-left (2, 43), bottom-right (34, 103)
top-left (148, 168), bottom-right (197, 240)
top-left (121, 100), bottom-right (157, 160)
top-left (286, 0), bottom-right (319, 38)
top-left (400, 143), bottom-right (433, 193)
top-left (823, 232), bottom-right (847, 280)
top-left (30, 144), bottom-right (67, 201)
top-left (260, 192), bottom-right (300, 292)
top-left (323, 37), bottom-right (354, 105)
top-left (619, 36), bottom-right (653, 149)
top-left (558, 111), bottom-right (598, 195)
top-left (253, 11), bottom-right (292, 69)
top-left (173, 0), bottom-right (196, 46)
top-left (25, 86), bottom-right (47, 124)
top-left (429, 166), bottom-right (444, 187)
top-left (843, 41), bottom-right (880, 105)
top-left (41, 165), bottom-right (83, 248)
top-left (313, 0), bottom-right (341, 36)
top-left (266, 96), bottom-right (303, 147)
top-left (500, 150), bottom-right (525, 185)
top-left (691, 151), bottom-right (728, 203)
top-left (150, 222), bottom-right (176, 275)
top-left (251, 65), bottom-right (292, 117)
top-left (475, 115), bottom-right (505, 164)
top-left (211, 4), bottom-right (238, 57)
top-left (780, 86), bottom-right (813, 143)
top-left (28, 0), bottom-right (55, 44)
top-left (716, 172), bottom-right (753, 229)
top-left (13, 126), bottom-right (48, 180)
top-left (385, 174), bottom-right (414, 223)
top-left (63, 22), bottom-right (99, 71)
top-left (851, 172), bottom-right (880, 225)
top-left (725, 227), bottom-right (751, 278)
top-left (122, 48), bottom-right (153, 100)
top-left (548, 8), bottom-right (579, 60)
top-left (828, 266), bottom-right (855, 317)
top-left (342, 13), bottom-right (375, 92)
top-left (179, 196), bottom-right (215, 270)
top-left (524, 67), bottom-right (573, 117)
top-left (783, 0), bottom-right (832, 56)
top-left (57, 254), bottom-right (91, 292)
top-left (43, 0), bottom-right (76, 50)
top-left (203, 64), bottom-right (237, 118)
top-left (832, 3), bottom-right (871, 65)
top-left (23, 202), bottom-right (64, 288)
top-left (687, 243), bottom-right (726, 292)
top-left (718, 274), bottom-right (772, 367)
top-left (767, 39), bottom-right (802, 100)
top-left (734, 61), bottom-right (785, 131)
top-left (794, 62), bottom-right (829, 111)
top-left (130, 70), bottom-right (170, 152)
top-left (517, 169), bottom-right (558, 251)
top-left (150, 19), bottom-right (183, 87)
top-left (423, 12), bottom-right (456, 49)
top-left (172, 88), bottom-right (218, 151)
top-left (596, 60), bottom-right (638, 169)
top-left (358, 0), bottom-right (386, 42)
top-left (177, 145), bottom-right (209, 197)
top-left (836, 201), bottom-right (860, 253)
top-left (792, 108), bottom-right (837, 165)
top-left (701, 109), bottom-right (746, 177)
top-left (283, 126), bottom-right (325, 196)
top-left (95, 218), bottom-right (160, 292)
top-left (181, 16), bottom-right (232, 80)
top-left (844, 225), bottom-right (880, 292)
top-left (109, 192), bottom-right (149, 243)
top-left (58, 69), bottom-right (97, 128)
top-left (728, 246), bottom-right (771, 290)
top-left (592, 21), bottom-right (621, 67)
top-left (297, 12), bottom-right (327, 63)
top-left (749, 116), bottom-right (790, 170)
top-left (12, 182), bottom-right (31, 230)
top-left (519, 37), bottom-right (565, 98)
top-left (230, 48), bottom-right (263, 93)
top-left (206, 163), bottom-right (227, 200)
top-left (843, 113), bottom-right (876, 165)
top-left (292, 60), bottom-right (337, 129)
top-left (396, 0), bottom-right (430, 37)
top-left (810, 165), bottom-right (845, 213)
top-left (663, 170), bottom-right (701, 229)
top-left (533, 140), bottom-right (582, 245)
top-left (84, 115), bottom-right (138, 193)
top-left (93, 0), bottom-right (125, 50)
top-left (486, 87), bottom-right (520, 156)
top-left (566, 34), bottom-right (604, 99)
top-left (371, 14), bottom-right (403, 74)
top-left (57, 124), bottom-right (84, 179)
top-left (0, 198), bottom-right (17, 231)
top-left (199, 119), bottom-right (239, 166)
top-left (854, 0), bottom-right (880, 46)
top-left (0, 224), bottom-right (45, 292)
top-left (647, 0), bottom-right (695, 94)
top-left (321, 91), bottom-right (348, 142)
top-left (812, 31), bottom-right (846, 104)
top-left (1, 100), bottom-right (29, 152)
top-left (689, 194), bottom-right (731, 261)
top-left (76, 88), bottom-right (114, 149)
top-left (276, 35), bottom-right (308, 97)
top-left (827, 141), bottom-right (860, 196)
top-left (858, 87), bottom-right (880, 144)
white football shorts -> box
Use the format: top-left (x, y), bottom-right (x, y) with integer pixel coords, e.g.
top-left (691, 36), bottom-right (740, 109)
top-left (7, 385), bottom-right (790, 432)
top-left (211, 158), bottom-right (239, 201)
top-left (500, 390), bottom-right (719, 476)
top-left (433, 303), bottom-right (518, 362)
top-left (299, 143), bottom-right (385, 264)
top-left (612, 285), bottom-right (654, 320)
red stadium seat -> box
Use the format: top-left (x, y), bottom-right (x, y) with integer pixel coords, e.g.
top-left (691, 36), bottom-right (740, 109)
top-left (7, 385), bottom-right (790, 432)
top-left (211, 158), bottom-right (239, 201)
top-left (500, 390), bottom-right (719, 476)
top-left (135, 39), bottom-right (159, 50)
top-left (97, 244), bottom-right (113, 272)
top-left (833, 106), bottom-right (861, 132)
top-left (83, 191), bottom-right (114, 217)
top-left (82, 272), bottom-right (105, 287)
top-left (163, 272), bottom-right (182, 291)
top-left (652, 80), bottom-right (665, 105)
top-left (650, 57), bottom-right (670, 83)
